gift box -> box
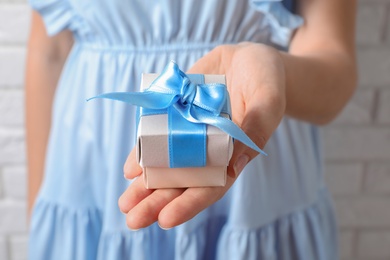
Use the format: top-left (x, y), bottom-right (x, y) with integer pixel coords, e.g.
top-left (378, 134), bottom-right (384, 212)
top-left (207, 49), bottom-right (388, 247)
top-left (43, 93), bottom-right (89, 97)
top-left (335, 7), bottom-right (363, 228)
top-left (88, 61), bottom-right (266, 189)
top-left (137, 73), bottom-right (233, 189)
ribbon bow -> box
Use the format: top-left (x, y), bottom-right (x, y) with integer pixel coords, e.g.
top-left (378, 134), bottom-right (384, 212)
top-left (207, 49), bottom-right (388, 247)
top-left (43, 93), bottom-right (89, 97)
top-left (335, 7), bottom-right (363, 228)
top-left (88, 61), bottom-right (267, 156)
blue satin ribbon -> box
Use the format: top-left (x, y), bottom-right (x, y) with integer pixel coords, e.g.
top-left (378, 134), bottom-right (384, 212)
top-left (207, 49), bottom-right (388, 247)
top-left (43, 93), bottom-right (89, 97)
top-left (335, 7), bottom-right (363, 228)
top-left (168, 74), bottom-right (206, 167)
top-left (88, 61), bottom-right (267, 168)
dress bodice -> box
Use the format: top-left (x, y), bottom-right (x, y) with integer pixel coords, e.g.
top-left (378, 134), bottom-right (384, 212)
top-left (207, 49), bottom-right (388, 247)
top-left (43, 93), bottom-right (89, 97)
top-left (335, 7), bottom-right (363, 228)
top-left (31, 0), bottom-right (302, 48)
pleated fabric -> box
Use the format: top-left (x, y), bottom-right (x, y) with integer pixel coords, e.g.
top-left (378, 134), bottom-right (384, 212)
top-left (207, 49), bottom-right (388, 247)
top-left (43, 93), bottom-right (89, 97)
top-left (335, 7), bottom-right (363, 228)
top-left (29, 0), bottom-right (338, 259)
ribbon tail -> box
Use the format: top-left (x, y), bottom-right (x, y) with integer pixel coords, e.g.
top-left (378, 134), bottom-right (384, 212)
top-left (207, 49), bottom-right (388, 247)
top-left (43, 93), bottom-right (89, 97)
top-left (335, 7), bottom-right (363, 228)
top-left (198, 114), bottom-right (268, 156)
top-left (87, 92), bottom-right (177, 110)
top-left (174, 104), bottom-right (267, 156)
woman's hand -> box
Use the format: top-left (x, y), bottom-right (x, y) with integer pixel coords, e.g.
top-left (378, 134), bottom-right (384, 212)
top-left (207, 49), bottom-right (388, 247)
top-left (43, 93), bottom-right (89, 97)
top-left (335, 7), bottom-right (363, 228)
top-left (118, 42), bottom-right (286, 230)
top-left (118, 0), bottom-right (358, 230)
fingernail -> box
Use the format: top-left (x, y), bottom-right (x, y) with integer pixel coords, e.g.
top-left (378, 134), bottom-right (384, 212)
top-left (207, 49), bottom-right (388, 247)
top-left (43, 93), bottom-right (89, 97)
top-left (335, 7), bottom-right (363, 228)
top-left (124, 173), bottom-right (135, 180)
top-left (128, 227), bottom-right (140, 231)
top-left (233, 155), bottom-right (250, 177)
top-left (158, 222), bottom-right (172, 231)
top-left (123, 163), bottom-right (134, 180)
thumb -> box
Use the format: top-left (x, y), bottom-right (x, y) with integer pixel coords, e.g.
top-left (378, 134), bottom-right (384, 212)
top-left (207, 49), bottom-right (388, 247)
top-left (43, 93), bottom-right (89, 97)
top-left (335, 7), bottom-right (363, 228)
top-left (187, 46), bottom-right (226, 74)
top-left (123, 147), bottom-right (143, 180)
top-left (227, 109), bottom-right (269, 178)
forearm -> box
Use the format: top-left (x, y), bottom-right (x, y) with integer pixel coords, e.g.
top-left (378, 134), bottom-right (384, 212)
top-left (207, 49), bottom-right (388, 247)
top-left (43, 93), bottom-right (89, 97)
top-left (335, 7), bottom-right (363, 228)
top-left (25, 55), bottom-right (60, 214)
top-left (25, 13), bottom-right (73, 214)
top-left (279, 0), bottom-right (357, 125)
top-left (280, 50), bottom-right (356, 125)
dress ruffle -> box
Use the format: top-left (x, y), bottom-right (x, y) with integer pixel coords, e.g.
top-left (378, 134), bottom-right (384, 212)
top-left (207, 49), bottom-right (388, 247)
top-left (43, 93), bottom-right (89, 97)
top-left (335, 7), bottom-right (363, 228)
top-left (29, 0), bottom-right (91, 36)
top-left (216, 190), bottom-right (338, 260)
top-left (30, 190), bottom-right (337, 260)
top-left (29, 200), bottom-right (103, 260)
top-left (252, 0), bottom-right (303, 47)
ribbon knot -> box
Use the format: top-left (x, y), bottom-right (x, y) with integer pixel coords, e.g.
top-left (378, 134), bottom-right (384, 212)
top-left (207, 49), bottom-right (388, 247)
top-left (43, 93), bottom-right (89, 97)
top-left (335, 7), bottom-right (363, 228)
top-left (88, 61), bottom-right (267, 157)
top-left (179, 79), bottom-right (196, 106)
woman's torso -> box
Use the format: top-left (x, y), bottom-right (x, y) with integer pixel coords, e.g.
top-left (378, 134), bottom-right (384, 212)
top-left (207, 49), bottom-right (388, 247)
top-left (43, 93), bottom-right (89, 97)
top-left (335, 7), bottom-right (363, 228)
top-left (30, 1), bottom-right (334, 259)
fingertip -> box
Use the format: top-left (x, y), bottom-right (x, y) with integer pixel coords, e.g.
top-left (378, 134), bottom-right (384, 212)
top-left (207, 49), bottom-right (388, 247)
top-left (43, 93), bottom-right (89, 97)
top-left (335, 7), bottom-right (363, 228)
top-left (158, 187), bottom-right (224, 229)
top-left (157, 210), bottom-right (179, 229)
top-left (118, 194), bottom-right (128, 214)
top-left (158, 199), bottom-right (190, 228)
top-left (126, 204), bottom-right (157, 230)
top-left (233, 154), bottom-right (250, 177)
top-left (157, 222), bottom-right (172, 230)
top-left (126, 211), bottom-right (142, 230)
top-left (123, 162), bottom-right (130, 179)
top-left (227, 141), bottom-right (255, 178)
top-left (118, 177), bottom-right (154, 214)
top-left (123, 166), bottom-right (141, 180)
top-left (123, 148), bottom-right (143, 179)
top-left (118, 190), bottom-right (135, 214)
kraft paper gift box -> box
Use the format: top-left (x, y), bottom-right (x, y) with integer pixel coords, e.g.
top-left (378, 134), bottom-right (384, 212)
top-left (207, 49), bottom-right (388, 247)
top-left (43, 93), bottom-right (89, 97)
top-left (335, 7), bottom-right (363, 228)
top-left (88, 61), bottom-right (266, 189)
top-left (137, 73), bottom-right (233, 189)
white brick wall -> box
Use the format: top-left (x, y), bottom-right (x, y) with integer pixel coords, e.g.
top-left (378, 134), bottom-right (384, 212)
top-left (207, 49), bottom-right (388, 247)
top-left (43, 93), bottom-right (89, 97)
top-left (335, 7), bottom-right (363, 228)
top-left (377, 89), bottom-right (390, 123)
top-left (357, 231), bottom-right (390, 258)
top-left (324, 2), bottom-right (390, 259)
top-left (0, 236), bottom-right (9, 260)
top-left (0, 1), bottom-right (29, 260)
top-left (0, 0), bottom-right (390, 259)
top-left (9, 235), bottom-right (27, 260)
top-left (3, 166), bottom-right (27, 200)
top-left (339, 230), bottom-right (355, 259)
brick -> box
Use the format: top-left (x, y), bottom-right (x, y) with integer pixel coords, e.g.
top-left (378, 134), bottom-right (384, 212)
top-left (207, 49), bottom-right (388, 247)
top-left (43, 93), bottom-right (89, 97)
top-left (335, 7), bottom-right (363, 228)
top-left (0, 201), bottom-right (27, 234)
top-left (0, 1), bottom-right (26, 3)
top-left (0, 168), bottom-right (3, 199)
top-left (376, 89), bottom-right (390, 124)
top-left (344, 259), bottom-right (388, 260)
top-left (0, 4), bottom-right (31, 44)
top-left (357, 230), bottom-right (390, 258)
top-left (325, 163), bottom-right (363, 195)
top-left (385, 5), bottom-right (390, 44)
top-left (356, 258), bottom-right (390, 260)
top-left (9, 235), bottom-right (27, 260)
top-left (0, 128), bottom-right (25, 165)
top-left (332, 89), bottom-right (374, 125)
top-left (0, 236), bottom-right (9, 260)
top-left (340, 230), bottom-right (355, 258)
top-left (357, 48), bottom-right (390, 87)
top-left (335, 197), bottom-right (390, 228)
top-left (356, 4), bottom-right (386, 45)
top-left (0, 47), bottom-right (26, 87)
top-left (323, 127), bottom-right (390, 161)
top-left (2, 166), bottom-right (26, 200)
top-left (0, 90), bottom-right (24, 126)
top-left (365, 163), bottom-right (390, 194)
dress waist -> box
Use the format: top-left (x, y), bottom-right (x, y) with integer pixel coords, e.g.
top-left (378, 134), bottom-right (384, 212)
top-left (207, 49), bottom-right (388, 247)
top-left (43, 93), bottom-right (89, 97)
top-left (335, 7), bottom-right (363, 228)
top-left (75, 41), bottom-right (234, 53)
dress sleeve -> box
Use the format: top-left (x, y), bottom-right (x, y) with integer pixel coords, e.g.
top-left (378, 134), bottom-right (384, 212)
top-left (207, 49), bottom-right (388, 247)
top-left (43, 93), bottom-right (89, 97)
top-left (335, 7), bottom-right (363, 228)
top-left (252, 0), bottom-right (303, 47)
top-left (29, 0), bottom-right (88, 37)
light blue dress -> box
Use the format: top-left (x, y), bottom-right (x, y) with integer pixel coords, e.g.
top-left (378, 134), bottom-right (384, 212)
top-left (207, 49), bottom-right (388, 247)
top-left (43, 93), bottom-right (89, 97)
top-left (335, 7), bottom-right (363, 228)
top-left (29, 0), bottom-right (338, 259)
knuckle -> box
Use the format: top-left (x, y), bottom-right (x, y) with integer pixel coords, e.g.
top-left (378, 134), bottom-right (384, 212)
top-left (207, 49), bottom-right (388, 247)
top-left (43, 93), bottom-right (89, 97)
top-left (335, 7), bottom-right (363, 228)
top-left (252, 133), bottom-right (267, 150)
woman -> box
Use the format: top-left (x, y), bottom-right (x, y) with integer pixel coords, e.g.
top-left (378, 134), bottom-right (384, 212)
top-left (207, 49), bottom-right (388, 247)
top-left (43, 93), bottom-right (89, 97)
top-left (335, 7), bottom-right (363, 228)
top-left (26, 0), bottom-right (357, 259)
